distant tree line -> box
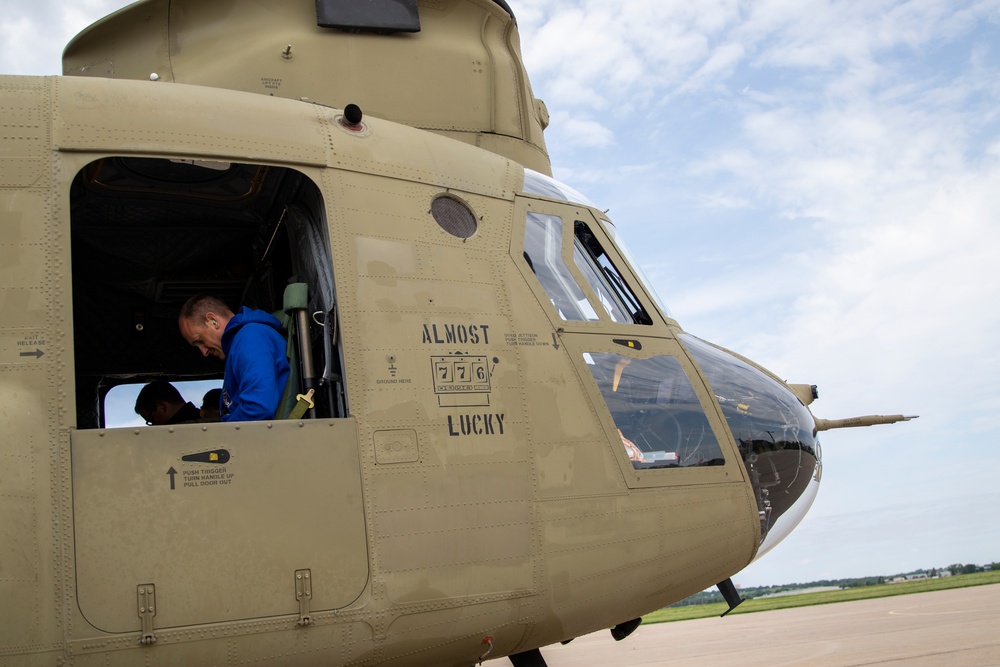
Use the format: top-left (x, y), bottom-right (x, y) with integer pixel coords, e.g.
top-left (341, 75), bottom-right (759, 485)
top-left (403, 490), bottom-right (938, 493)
top-left (946, 562), bottom-right (999, 575)
top-left (670, 561), bottom-right (999, 607)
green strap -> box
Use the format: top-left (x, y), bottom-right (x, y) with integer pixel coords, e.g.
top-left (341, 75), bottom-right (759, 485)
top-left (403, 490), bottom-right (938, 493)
top-left (275, 282), bottom-right (309, 419)
top-left (286, 388), bottom-right (314, 420)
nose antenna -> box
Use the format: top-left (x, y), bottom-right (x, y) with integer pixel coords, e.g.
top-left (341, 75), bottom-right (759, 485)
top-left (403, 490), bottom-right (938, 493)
top-left (814, 414), bottom-right (919, 431)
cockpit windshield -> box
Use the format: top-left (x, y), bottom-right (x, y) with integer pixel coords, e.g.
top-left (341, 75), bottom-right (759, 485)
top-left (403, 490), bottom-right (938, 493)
top-left (679, 334), bottom-right (821, 547)
top-left (523, 169), bottom-right (598, 208)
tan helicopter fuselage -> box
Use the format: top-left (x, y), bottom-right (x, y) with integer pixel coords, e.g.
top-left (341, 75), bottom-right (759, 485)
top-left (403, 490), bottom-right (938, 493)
top-left (0, 73), bottom-right (763, 666)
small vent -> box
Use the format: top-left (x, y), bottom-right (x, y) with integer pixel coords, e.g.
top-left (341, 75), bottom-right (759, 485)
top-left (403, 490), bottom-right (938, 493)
top-left (431, 196), bottom-right (477, 239)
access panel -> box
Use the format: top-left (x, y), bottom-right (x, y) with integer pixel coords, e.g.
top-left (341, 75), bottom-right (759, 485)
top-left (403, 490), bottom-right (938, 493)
top-left (71, 418), bottom-right (368, 632)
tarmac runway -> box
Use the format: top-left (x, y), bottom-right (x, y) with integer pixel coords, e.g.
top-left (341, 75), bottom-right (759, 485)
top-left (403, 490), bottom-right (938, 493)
top-left (537, 583), bottom-right (1000, 666)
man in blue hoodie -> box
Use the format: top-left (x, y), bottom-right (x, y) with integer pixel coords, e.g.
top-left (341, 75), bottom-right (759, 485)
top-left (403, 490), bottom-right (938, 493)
top-left (178, 295), bottom-right (290, 422)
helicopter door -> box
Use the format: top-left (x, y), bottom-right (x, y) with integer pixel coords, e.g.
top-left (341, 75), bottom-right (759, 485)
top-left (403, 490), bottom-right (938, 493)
top-left (66, 158), bottom-right (366, 633)
top-left (70, 418), bottom-right (368, 633)
top-left (513, 197), bottom-right (745, 488)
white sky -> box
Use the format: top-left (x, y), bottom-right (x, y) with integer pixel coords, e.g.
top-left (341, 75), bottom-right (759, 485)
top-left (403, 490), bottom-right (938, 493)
top-left (3, 0), bottom-right (999, 588)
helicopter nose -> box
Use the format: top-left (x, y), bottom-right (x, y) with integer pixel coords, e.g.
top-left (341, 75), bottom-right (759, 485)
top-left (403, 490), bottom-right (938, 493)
top-left (679, 334), bottom-right (822, 558)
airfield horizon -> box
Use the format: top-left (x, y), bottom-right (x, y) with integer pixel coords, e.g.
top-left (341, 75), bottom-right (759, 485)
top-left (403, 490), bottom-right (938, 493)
top-left (644, 570), bottom-right (1000, 624)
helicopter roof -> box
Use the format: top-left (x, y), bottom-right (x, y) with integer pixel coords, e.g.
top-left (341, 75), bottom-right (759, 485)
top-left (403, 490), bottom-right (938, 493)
top-left (62, 0), bottom-right (550, 173)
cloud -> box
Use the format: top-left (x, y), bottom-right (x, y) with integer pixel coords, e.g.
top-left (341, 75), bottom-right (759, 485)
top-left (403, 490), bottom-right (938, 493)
top-left (547, 111), bottom-right (617, 149)
top-left (0, 0), bottom-right (124, 75)
top-left (698, 192), bottom-right (755, 210)
top-left (518, 0), bottom-right (743, 111)
top-left (676, 41), bottom-right (747, 95)
top-left (518, 1), bottom-right (1000, 587)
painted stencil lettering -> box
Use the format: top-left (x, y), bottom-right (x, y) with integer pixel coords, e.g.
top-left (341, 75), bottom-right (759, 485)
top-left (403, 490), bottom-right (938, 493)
top-left (447, 413), bottom-right (505, 437)
top-left (421, 323), bottom-right (490, 345)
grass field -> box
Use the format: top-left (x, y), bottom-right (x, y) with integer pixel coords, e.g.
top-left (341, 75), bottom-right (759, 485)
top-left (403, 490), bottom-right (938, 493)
top-left (643, 570), bottom-right (1000, 624)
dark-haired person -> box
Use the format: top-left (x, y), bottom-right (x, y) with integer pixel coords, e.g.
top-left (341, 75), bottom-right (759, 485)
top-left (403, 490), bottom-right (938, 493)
top-left (135, 380), bottom-right (201, 426)
top-left (200, 387), bottom-right (223, 421)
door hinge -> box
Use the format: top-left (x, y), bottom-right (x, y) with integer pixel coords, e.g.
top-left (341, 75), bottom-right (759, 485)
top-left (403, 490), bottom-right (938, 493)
top-left (137, 584), bottom-right (157, 645)
top-left (295, 569), bottom-right (313, 626)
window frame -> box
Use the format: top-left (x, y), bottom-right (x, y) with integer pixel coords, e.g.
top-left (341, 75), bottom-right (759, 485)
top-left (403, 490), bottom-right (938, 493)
top-left (68, 156), bottom-right (345, 428)
top-left (513, 196), bottom-right (662, 330)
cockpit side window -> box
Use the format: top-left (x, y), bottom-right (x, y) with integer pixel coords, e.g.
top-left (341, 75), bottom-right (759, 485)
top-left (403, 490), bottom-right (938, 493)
top-left (522, 210), bottom-right (655, 325)
top-left (573, 221), bottom-right (652, 325)
top-left (600, 219), bottom-right (673, 320)
top-left (523, 212), bottom-right (599, 321)
top-left (582, 352), bottom-right (725, 469)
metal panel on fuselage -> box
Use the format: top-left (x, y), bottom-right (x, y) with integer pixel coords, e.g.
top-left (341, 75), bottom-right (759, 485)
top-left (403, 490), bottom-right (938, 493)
top-left (0, 77), bottom-right (72, 661)
top-left (71, 419), bottom-right (368, 631)
top-left (329, 167), bottom-right (537, 608)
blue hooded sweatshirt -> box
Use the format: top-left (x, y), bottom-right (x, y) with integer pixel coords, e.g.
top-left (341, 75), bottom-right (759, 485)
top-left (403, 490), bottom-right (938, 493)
top-left (219, 307), bottom-right (290, 422)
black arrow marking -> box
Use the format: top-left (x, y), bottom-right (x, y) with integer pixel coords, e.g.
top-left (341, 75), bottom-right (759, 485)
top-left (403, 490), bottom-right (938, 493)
top-left (551, 333), bottom-right (560, 350)
top-left (167, 467), bottom-right (177, 490)
top-left (19, 348), bottom-right (44, 359)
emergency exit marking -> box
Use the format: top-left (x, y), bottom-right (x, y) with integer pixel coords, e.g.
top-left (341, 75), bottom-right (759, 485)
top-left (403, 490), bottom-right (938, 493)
top-left (16, 333), bottom-right (46, 359)
top-left (503, 332), bottom-right (554, 347)
top-left (180, 467), bottom-right (235, 488)
top-left (1, 332), bottom-right (48, 362)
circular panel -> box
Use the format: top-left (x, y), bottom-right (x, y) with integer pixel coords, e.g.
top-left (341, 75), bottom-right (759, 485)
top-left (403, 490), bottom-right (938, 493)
top-left (431, 196), bottom-right (477, 239)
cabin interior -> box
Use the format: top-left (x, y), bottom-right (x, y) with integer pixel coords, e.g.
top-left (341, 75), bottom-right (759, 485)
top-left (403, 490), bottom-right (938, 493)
top-left (69, 157), bottom-right (344, 428)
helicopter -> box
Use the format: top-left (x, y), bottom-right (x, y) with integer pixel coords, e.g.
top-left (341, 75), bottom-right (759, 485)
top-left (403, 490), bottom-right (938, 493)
top-left (0, 1), bottom-right (915, 665)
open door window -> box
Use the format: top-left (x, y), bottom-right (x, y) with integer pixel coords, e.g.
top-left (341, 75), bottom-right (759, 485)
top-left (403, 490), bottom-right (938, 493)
top-left (69, 157), bottom-right (346, 427)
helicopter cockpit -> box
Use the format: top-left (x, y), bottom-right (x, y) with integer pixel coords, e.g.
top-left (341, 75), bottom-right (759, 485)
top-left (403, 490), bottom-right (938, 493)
top-left (519, 168), bottom-right (822, 548)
